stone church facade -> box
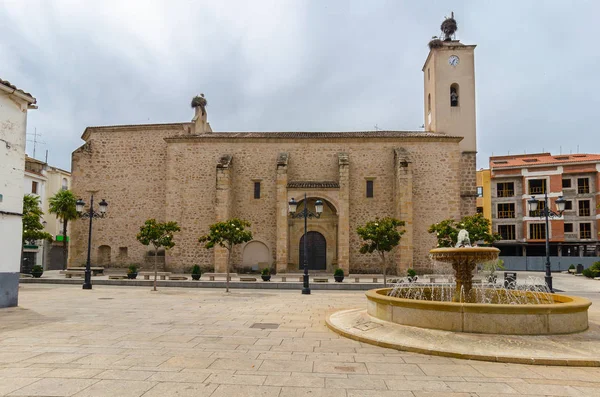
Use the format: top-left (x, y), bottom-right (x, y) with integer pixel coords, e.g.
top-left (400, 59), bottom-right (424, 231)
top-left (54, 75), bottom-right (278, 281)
top-left (70, 32), bottom-right (478, 275)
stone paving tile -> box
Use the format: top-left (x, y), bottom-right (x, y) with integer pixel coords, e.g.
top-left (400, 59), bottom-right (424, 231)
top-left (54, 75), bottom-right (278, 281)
top-left (510, 382), bottom-right (586, 396)
top-left (21, 353), bottom-right (89, 365)
top-left (0, 377), bottom-right (40, 396)
top-left (147, 371), bottom-right (210, 383)
top-left (365, 362), bottom-right (425, 375)
top-left (8, 378), bottom-right (99, 396)
top-left (446, 381), bottom-right (519, 394)
top-left (413, 393), bottom-right (478, 397)
top-left (385, 379), bottom-right (453, 391)
top-left (0, 367), bottom-right (52, 378)
top-left (208, 358), bottom-right (262, 371)
top-left (141, 382), bottom-right (218, 397)
top-left (313, 361), bottom-right (368, 374)
top-left (161, 356), bottom-right (216, 369)
top-left (210, 384), bottom-right (281, 397)
top-left (93, 369), bottom-right (155, 380)
top-left (43, 368), bottom-right (104, 379)
top-left (72, 380), bottom-right (156, 397)
top-left (205, 373), bottom-right (266, 385)
top-left (258, 359), bottom-right (313, 373)
top-left (325, 376), bottom-right (388, 389)
top-left (418, 363), bottom-right (484, 377)
top-left (348, 391), bottom-right (414, 397)
top-left (263, 375), bottom-right (325, 387)
top-left (257, 352), bottom-right (306, 361)
top-left (279, 387), bottom-right (346, 397)
top-left (112, 355), bottom-right (170, 367)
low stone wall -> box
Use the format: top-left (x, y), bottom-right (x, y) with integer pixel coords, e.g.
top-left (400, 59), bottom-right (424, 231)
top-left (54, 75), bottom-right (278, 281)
top-left (366, 288), bottom-right (591, 335)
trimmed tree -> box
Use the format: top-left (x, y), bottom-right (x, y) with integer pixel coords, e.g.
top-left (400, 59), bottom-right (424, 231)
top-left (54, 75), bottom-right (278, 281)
top-left (48, 190), bottom-right (78, 270)
top-left (199, 218), bottom-right (253, 293)
top-left (356, 217), bottom-right (406, 287)
top-left (23, 194), bottom-right (52, 244)
top-left (428, 213), bottom-right (500, 248)
top-left (136, 219), bottom-right (180, 291)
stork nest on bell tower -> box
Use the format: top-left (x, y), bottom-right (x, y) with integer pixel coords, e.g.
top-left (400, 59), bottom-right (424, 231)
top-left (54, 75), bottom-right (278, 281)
top-left (441, 14), bottom-right (458, 41)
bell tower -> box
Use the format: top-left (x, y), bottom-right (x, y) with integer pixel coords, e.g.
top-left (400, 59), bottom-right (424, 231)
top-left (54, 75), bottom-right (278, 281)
top-left (423, 13), bottom-right (477, 215)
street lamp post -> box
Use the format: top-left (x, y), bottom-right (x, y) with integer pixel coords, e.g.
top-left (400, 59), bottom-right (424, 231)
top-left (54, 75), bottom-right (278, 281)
top-left (527, 192), bottom-right (565, 292)
top-left (288, 194), bottom-right (323, 295)
top-left (76, 194), bottom-right (108, 290)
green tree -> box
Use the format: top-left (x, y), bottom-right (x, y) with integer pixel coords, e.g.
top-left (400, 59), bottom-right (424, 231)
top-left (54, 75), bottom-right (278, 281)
top-left (48, 190), bottom-right (78, 270)
top-left (22, 194), bottom-right (52, 244)
top-left (136, 219), bottom-right (181, 291)
top-left (199, 218), bottom-right (253, 292)
top-left (428, 213), bottom-right (500, 248)
top-left (356, 217), bottom-right (405, 287)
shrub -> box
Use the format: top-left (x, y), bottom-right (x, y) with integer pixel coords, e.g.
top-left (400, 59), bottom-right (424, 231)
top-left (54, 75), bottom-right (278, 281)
top-left (261, 267), bottom-right (270, 276)
top-left (334, 268), bottom-right (344, 277)
top-left (582, 268), bottom-right (598, 278)
top-left (191, 265), bottom-right (201, 275)
top-left (407, 268), bottom-right (417, 278)
top-left (31, 265), bottom-right (43, 273)
top-left (569, 264), bottom-right (575, 270)
top-left (127, 264), bottom-right (138, 274)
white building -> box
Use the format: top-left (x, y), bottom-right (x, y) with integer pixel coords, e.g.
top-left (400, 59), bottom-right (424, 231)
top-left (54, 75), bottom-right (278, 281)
top-left (0, 78), bottom-right (37, 308)
top-left (43, 165), bottom-right (72, 270)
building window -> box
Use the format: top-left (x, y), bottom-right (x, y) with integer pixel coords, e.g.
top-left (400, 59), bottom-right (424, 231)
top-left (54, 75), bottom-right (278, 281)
top-left (427, 94), bottom-right (431, 113)
top-left (427, 68), bottom-right (430, 81)
top-left (564, 223), bottom-right (574, 233)
top-left (577, 178), bottom-right (590, 194)
top-left (562, 179), bottom-right (572, 189)
top-left (254, 181), bottom-right (261, 199)
top-left (476, 207), bottom-right (483, 214)
top-left (450, 83), bottom-right (459, 107)
top-left (529, 223), bottom-right (546, 240)
top-left (565, 200), bottom-right (573, 210)
top-left (578, 200), bottom-right (591, 216)
top-left (366, 180), bottom-right (374, 198)
top-left (580, 223), bottom-right (592, 239)
top-left (31, 181), bottom-right (38, 194)
top-left (529, 199), bottom-right (546, 217)
top-left (476, 186), bottom-right (483, 197)
top-left (497, 182), bottom-right (514, 197)
top-left (528, 179), bottom-right (546, 194)
top-left (498, 225), bottom-right (516, 240)
top-left (61, 178), bottom-right (68, 191)
top-left (497, 203), bottom-right (515, 219)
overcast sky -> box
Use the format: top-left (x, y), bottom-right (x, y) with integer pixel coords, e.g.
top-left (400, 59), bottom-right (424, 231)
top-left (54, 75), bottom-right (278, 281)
top-left (2, 0), bottom-right (599, 171)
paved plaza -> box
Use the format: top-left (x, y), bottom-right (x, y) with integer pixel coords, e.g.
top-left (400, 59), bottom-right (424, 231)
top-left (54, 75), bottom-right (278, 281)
top-left (1, 274), bottom-right (600, 396)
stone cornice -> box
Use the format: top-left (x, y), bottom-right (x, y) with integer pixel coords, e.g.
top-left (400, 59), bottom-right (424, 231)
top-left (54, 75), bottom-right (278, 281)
top-left (81, 123), bottom-right (187, 141)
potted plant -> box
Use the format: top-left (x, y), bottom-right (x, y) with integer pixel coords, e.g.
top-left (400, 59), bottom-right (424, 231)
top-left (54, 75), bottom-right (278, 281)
top-left (568, 264), bottom-right (576, 274)
top-left (407, 268), bottom-right (418, 283)
top-left (127, 264), bottom-right (138, 279)
top-left (31, 265), bottom-right (43, 278)
top-left (334, 268), bottom-right (344, 282)
top-left (191, 264), bottom-right (202, 280)
top-left (261, 267), bottom-right (271, 282)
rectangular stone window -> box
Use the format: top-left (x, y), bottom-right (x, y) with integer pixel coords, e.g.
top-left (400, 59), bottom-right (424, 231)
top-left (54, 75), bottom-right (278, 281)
top-left (564, 223), bottom-right (573, 233)
top-left (528, 179), bottom-right (546, 195)
top-left (497, 203), bottom-right (515, 219)
top-left (366, 180), bottom-right (374, 198)
top-left (562, 178), bottom-right (572, 189)
top-left (31, 181), bottom-right (38, 194)
top-left (498, 225), bottom-right (516, 240)
top-left (529, 223), bottom-right (546, 240)
top-left (579, 200), bottom-right (591, 216)
top-left (578, 178), bottom-right (590, 194)
top-left (254, 181), bottom-right (261, 199)
top-left (565, 200), bottom-right (573, 210)
top-left (497, 182), bottom-right (514, 197)
top-left (580, 223), bottom-right (592, 239)
top-left (119, 247), bottom-right (128, 258)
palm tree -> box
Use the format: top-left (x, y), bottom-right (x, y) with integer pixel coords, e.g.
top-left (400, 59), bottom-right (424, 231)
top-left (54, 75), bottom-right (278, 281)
top-left (48, 190), bottom-right (78, 270)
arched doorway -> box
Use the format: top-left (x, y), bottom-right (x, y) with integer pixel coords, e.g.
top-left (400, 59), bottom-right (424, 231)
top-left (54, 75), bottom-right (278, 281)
top-left (97, 245), bottom-right (111, 266)
top-left (242, 241), bottom-right (271, 268)
top-left (299, 231), bottom-right (326, 271)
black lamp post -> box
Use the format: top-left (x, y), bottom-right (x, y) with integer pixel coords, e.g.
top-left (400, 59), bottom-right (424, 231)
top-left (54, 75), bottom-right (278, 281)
top-left (76, 194), bottom-right (108, 290)
top-left (289, 194), bottom-right (323, 295)
top-left (527, 193), bottom-right (565, 292)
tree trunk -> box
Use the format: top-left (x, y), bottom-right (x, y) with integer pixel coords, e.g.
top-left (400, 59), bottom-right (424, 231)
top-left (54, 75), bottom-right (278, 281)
top-left (62, 219), bottom-right (68, 270)
top-left (380, 252), bottom-right (387, 287)
top-left (226, 244), bottom-right (231, 293)
top-left (153, 246), bottom-right (158, 291)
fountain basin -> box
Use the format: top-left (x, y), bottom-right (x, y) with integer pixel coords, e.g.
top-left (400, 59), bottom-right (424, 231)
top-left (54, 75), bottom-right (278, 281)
top-left (367, 288), bottom-right (591, 335)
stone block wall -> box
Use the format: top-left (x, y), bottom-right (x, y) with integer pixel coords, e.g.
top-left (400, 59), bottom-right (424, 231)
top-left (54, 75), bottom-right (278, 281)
top-left (460, 151), bottom-right (477, 218)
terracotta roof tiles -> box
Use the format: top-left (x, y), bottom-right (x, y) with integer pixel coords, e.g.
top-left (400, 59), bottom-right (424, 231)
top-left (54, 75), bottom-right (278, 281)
top-left (0, 78), bottom-right (36, 103)
top-left (491, 153), bottom-right (600, 168)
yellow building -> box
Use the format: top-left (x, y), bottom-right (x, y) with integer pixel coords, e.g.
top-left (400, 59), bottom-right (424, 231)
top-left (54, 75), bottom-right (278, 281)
top-left (476, 168), bottom-right (491, 230)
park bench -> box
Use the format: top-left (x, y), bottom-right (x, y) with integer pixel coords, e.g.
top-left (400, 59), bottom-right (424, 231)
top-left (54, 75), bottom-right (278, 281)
top-left (313, 277), bottom-right (329, 283)
top-left (240, 277), bottom-right (257, 282)
top-left (66, 267), bottom-right (105, 276)
top-left (138, 271), bottom-right (171, 280)
top-left (63, 270), bottom-right (85, 279)
top-left (168, 276), bottom-right (188, 281)
top-left (204, 273), bottom-right (236, 281)
top-left (108, 275), bottom-right (127, 280)
top-left (353, 275), bottom-right (380, 283)
top-left (278, 273), bottom-right (304, 282)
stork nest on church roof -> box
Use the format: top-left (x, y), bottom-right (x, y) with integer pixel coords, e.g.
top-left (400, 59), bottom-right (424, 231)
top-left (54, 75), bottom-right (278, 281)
top-left (441, 17), bottom-right (457, 40)
top-left (428, 38), bottom-right (444, 49)
top-left (191, 95), bottom-right (207, 109)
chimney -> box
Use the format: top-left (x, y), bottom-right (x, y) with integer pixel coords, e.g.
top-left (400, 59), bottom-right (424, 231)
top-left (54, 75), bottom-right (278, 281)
top-left (191, 94), bottom-right (212, 134)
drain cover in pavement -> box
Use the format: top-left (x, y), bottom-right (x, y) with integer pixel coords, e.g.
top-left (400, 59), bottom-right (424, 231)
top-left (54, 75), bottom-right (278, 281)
top-left (250, 323), bottom-right (279, 329)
